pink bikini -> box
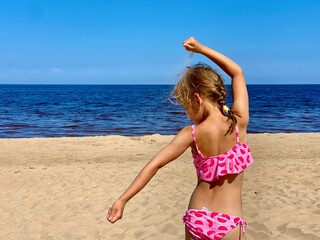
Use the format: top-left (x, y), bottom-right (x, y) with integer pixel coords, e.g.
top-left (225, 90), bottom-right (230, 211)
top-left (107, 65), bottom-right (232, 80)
top-left (183, 125), bottom-right (254, 240)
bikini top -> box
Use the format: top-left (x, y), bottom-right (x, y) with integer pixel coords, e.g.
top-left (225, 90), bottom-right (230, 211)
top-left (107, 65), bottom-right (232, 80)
top-left (191, 125), bottom-right (254, 182)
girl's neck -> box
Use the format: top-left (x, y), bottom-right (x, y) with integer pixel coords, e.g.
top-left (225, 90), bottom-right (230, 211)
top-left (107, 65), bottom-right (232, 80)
top-left (203, 102), bottom-right (222, 118)
top-left (201, 102), bottom-right (225, 123)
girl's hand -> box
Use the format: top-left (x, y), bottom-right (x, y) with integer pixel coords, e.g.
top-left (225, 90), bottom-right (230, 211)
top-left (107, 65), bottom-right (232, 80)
top-left (107, 199), bottom-right (126, 224)
top-left (183, 36), bottom-right (204, 53)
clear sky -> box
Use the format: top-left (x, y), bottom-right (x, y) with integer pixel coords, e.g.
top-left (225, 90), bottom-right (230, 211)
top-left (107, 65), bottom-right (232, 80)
top-left (0, 0), bottom-right (319, 84)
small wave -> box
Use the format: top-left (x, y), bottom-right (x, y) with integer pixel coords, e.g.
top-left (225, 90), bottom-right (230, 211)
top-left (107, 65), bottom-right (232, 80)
top-left (98, 114), bottom-right (109, 119)
top-left (82, 129), bottom-right (114, 133)
top-left (1, 130), bottom-right (17, 135)
top-left (168, 111), bottom-right (184, 115)
top-left (62, 125), bottom-right (78, 129)
top-left (34, 110), bottom-right (48, 116)
top-left (128, 126), bottom-right (143, 129)
top-left (35, 102), bottom-right (48, 106)
top-left (7, 124), bottom-right (37, 129)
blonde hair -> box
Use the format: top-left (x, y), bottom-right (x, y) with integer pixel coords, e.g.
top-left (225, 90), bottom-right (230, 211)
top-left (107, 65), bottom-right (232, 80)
top-left (173, 63), bottom-right (237, 134)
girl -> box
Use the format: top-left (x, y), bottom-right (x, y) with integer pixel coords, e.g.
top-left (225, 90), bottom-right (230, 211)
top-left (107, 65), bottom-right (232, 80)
top-left (107, 37), bottom-right (254, 240)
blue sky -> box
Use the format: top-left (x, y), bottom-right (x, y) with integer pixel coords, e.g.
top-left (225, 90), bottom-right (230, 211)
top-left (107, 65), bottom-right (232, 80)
top-left (0, 0), bottom-right (319, 84)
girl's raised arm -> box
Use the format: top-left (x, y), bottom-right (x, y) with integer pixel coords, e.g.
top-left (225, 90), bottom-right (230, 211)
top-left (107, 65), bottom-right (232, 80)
top-left (183, 37), bottom-right (249, 126)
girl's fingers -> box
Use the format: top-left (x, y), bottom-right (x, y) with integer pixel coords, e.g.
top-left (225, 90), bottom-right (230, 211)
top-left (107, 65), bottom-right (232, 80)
top-left (107, 207), bottom-right (115, 221)
top-left (183, 42), bottom-right (192, 49)
top-left (107, 207), bottom-right (123, 223)
top-left (109, 213), bottom-right (121, 223)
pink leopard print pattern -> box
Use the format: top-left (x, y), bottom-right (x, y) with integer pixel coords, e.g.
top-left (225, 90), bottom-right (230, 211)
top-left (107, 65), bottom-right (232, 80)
top-left (183, 209), bottom-right (247, 240)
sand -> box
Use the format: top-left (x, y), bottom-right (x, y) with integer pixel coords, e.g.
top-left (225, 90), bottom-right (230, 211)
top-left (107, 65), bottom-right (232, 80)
top-left (0, 133), bottom-right (319, 240)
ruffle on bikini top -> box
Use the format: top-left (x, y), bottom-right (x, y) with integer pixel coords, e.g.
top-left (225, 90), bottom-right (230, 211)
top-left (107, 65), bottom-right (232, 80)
top-left (191, 125), bottom-right (254, 182)
top-left (192, 142), bottom-right (254, 182)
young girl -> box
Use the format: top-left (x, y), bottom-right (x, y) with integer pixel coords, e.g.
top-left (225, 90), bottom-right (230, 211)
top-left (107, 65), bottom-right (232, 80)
top-left (107, 37), bottom-right (254, 240)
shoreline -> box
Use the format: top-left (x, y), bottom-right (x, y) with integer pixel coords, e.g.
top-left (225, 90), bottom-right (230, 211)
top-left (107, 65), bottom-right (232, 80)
top-left (1, 133), bottom-right (319, 239)
top-left (0, 131), bottom-right (319, 139)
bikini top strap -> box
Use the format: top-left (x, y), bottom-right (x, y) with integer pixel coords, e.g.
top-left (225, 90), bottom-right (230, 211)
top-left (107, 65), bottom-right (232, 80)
top-left (191, 124), bottom-right (196, 142)
top-left (191, 125), bottom-right (204, 157)
top-left (235, 125), bottom-right (240, 143)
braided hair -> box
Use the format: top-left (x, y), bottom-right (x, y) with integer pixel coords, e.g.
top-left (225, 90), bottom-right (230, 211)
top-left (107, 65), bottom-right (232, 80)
top-left (173, 63), bottom-right (238, 135)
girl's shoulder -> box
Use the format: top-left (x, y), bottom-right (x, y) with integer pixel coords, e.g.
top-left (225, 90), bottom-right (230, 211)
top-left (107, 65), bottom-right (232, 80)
top-left (192, 122), bottom-right (219, 139)
top-left (177, 125), bottom-right (194, 142)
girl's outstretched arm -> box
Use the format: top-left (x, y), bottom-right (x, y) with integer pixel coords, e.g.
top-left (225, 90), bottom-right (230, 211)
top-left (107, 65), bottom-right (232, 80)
top-left (183, 37), bottom-right (249, 126)
top-left (107, 126), bottom-right (193, 223)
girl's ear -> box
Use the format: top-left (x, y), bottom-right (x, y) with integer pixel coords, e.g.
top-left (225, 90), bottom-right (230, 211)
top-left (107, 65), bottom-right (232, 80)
top-left (193, 93), bottom-right (203, 105)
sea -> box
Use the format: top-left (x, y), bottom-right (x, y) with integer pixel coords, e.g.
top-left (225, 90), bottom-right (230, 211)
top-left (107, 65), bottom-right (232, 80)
top-left (0, 84), bottom-right (319, 138)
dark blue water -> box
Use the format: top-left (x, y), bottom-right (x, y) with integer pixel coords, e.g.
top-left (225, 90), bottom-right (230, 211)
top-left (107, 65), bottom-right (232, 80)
top-left (0, 84), bottom-right (319, 138)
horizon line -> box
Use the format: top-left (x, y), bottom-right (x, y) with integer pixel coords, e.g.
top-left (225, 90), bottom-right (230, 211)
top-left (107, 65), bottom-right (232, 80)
top-left (0, 83), bottom-right (319, 86)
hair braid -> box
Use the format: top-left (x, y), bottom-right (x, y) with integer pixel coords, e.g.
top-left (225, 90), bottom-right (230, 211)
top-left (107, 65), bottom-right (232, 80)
top-left (173, 63), bottom-right (239, 135)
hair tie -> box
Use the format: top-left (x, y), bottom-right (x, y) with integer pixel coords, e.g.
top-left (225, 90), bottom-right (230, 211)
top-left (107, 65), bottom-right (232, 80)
top-left (223, 105), bottom-right (230, 115)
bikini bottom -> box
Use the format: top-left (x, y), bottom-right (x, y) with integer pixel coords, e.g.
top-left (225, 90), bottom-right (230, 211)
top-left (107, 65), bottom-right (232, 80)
top-left (182, 208), bottom-right (247, 240)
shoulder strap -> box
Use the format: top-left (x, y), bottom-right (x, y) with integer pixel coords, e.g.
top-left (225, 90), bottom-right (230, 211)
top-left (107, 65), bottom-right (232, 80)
top-left (235, 125), bottom-right (240, 143)
top-left (191, 124), bottom-right (196, 142)
top-left (191, 125), bottom-right (204, 156)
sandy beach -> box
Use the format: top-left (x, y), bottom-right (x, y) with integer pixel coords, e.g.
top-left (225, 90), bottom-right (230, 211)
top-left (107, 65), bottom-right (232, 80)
top-left (1, 133), bottom-right (319, 240)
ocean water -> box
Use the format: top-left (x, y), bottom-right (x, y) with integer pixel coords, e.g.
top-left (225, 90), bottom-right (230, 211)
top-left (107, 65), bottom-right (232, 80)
top-left (0, 84), bottom-right (319, 138)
